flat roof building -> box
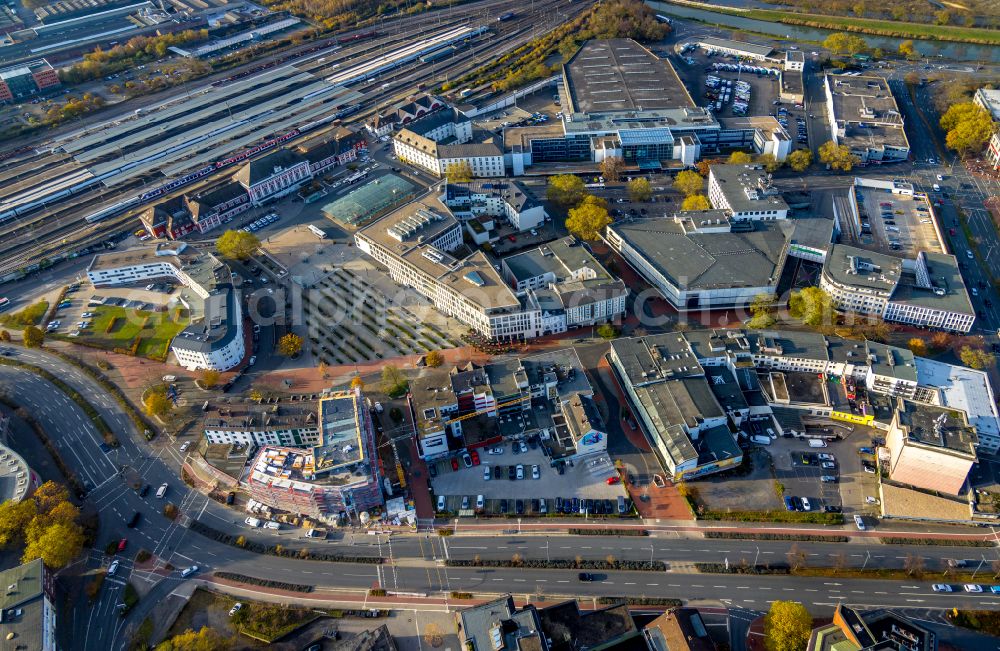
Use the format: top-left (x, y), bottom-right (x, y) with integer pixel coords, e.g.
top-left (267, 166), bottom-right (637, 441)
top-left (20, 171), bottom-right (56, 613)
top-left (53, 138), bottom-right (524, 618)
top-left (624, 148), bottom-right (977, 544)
top-left (0, 559), bottom-right (58, 651)
top-left (604, 214), bottom-right (791, 312)
top-left (0, 59), bottom-right (59, 102)
top-left (693, 37), bottom-right (774, 60)
top-left (821, 245), bottom-right (975, 333)
top-left (707, 164), bottom-right (789, 220)
top-left (885, 400), bottom-right (977, 495)
top-left (824, 74), bottom-right (910, 164)
top-left (507, 39), bottom-right (789, 174)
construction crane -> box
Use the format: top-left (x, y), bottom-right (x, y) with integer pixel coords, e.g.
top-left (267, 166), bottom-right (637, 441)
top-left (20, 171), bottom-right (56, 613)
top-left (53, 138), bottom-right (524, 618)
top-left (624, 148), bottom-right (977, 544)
top-left (443, 395), bottom-right (531, 425)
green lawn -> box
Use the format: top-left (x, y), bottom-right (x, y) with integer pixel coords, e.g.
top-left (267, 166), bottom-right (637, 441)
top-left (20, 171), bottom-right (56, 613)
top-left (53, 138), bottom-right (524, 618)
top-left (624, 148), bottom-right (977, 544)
top-left (72, 305), bottom-right (188, 360)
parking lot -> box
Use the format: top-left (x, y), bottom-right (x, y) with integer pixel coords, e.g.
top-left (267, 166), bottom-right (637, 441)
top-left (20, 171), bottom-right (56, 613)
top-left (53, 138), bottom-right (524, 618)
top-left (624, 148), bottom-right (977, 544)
top-left (767, 428), bottom-right (883, 517)
top-left (854, 188), bottom-right (944, 257)
top-left (429, 442), bottom-right (629, 516)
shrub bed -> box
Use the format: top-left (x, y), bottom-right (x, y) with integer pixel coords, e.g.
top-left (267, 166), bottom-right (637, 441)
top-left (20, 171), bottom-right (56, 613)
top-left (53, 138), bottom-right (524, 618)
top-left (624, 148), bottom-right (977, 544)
top-left (698, 510), bottom-right (844, 525)
top-left (450, 591), bottom-right (474, 599)
top-left (214, 572), bottom-right (313, 593)
top-left (704, 532), bottom-right (849, 542)
top-left (695, 562), bottom-right (791, 575)
top-left (597, 597), bottom-right (683, 607)
top-left (567, 528), bottom-right (647, 536)
top-left (189, 520), bottom-right (384, 563)
top-left (368, 588), bottom-right (387, 597)
top-left (878, 537), bottom-right (994, 547)
top-left (445, 558), bottom-right (665, 571)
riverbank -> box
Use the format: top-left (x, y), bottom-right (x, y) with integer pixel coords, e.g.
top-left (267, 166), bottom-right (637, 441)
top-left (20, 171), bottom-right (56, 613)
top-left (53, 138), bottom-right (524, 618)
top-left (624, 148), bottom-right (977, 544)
top-left (660, 0), bottom-right (1000, 45)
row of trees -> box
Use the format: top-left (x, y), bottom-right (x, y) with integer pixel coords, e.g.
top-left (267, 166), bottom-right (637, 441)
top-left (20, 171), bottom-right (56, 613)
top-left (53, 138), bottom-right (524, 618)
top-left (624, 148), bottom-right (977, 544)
top-left (0, 481), bottom-right (85, 569)
top-left (61, 30), bottom-right (209, 85)
top-left (764, 0), bottom-right (999, 28)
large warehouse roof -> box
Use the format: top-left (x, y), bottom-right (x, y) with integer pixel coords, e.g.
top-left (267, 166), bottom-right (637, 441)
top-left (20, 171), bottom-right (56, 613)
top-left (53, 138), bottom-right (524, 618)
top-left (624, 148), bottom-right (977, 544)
top-left (563, 39), bottom-right (694, 114)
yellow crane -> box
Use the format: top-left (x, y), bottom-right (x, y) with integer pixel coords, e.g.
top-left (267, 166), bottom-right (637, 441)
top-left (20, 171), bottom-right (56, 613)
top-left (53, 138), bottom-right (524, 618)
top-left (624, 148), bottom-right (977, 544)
top-left (444, 395), bottom-right (531, 424)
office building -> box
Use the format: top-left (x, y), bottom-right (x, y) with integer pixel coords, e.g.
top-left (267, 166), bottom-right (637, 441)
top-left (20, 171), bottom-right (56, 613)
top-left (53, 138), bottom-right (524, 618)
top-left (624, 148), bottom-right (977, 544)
top-left (0, 59), bottom-right (59, 102)
top-left (808, 604), bottom-right (936, 651)
top-left (203, 400), bottom-right (322, 447)
top-left (821, 245), bottom-right (975, 333)
top-left (393, 108), bottom-right (504, 178)
top-left (409, 349), bottom-right (605, 462)
top-left (505, 39), bottom-right (790, 175)
top-left (87, 243), bottom-right (245, 371)
top-left (824, 75), bottom-right (910, 164)
top-left (706, 165), bottom-right (788, 220)
top-left (442, 180), bottom-right (547, 232)
top-left (884, 401), bottom-right (977, 495)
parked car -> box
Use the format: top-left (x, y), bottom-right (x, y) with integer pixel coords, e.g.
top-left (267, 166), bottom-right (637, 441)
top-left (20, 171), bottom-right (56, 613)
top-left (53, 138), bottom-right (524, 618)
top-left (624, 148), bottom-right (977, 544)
top-left (229, 603), bottom-right (243, 617)
top-left (515, 464), bottom-right (525, 480)
top-left (531, 465), bottom-right (540, 480)
top-left (932, 584), bottom-right (952, 592)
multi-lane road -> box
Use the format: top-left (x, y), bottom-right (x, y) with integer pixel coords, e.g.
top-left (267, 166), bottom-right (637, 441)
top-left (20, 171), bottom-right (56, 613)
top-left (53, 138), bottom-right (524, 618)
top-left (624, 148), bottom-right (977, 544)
top-left (6, 343), bottom-right (1000, 650)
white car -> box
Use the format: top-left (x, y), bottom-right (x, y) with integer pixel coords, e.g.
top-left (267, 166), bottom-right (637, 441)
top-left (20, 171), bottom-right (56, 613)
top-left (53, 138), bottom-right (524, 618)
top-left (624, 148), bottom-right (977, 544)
top-left (964, 584), bottom-right (983, 593)
top-left (108, 560), bottom-right (120, 576)
top-left (932, 583), bottom-right (952, 592)
top-left (484, 466), bottom-right (490, 481)
top-left (817, 453), bottom-right (835, 461)
top-left (531, 465), bottom-right (540, 480)
top-left (181, 565), bottom-right (199, 578)
top-left (248, 356), bottom-right (256, 366)
top-left (488, 446), bottom-right (503, 455)
top-left (800, 497), bottom-right (812, 511)
top-left (179, 441), bottom-right (191, 452)
top-left (229, 603), bottom-right (243, 617)
top-left (936, 174), bottom-right (944, 181)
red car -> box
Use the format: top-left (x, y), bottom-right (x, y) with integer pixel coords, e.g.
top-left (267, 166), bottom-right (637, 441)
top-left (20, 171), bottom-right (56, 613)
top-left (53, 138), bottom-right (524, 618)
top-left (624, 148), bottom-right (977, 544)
top-left (507, 235), bottom-right (516, 242)
top-left (470, 450), bottom-right (480, 466)
top-left (605, 476), bottom-right (620, 485)
top-left (117, 538), bottom-right (127, 552)
top-left (451, 458), bottom-right (459, 471)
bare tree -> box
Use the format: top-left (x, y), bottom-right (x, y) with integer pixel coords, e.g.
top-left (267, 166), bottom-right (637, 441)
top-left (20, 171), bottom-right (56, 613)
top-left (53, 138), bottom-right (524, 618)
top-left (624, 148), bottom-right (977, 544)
top-left (786, 543), bottom-right (807, 571)
top-left (904, 554), bottom-right (925, 578)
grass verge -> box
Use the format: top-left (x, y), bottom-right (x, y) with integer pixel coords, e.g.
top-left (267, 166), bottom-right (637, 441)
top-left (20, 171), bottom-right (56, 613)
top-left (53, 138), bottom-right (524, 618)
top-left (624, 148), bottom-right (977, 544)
top-left (659, 0), bottom-right (1000, 44)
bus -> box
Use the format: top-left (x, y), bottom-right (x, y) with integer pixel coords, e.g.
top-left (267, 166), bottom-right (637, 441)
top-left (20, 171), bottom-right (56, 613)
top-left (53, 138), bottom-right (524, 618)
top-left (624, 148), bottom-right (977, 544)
top-left (0, 298), bottom-right (9, 312)
top-left (308, 224), bottom-right (327, 239)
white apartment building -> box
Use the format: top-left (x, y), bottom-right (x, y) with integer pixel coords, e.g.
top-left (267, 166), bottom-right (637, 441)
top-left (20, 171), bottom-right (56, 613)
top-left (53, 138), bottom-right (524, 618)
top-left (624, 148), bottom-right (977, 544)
top-left (442, 180), bottom-right (547, 232)
top-left (203, 402), bottom-right (321, 447)
top-left (392, 108), bottom-right (504, 178)
top-left (707, 165), bottom-right (789, 220)
top-left (87, 243), bottom-right (246, 371)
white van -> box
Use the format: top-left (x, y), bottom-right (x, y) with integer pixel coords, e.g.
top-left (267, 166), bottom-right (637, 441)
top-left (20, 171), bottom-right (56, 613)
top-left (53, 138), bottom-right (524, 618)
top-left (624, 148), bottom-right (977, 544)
top-left (264, 521), bottom-right (281, 530)
top-left (156, 483), bottom-right (168, 498)
top-left (854, 514), bottom-right (866, 530)
top-left (437, 495), bottom-right (446, 511)
top-left (751, 435), bottom-right (771, 445)
top-left (808, 439), bottom-right (828, 448)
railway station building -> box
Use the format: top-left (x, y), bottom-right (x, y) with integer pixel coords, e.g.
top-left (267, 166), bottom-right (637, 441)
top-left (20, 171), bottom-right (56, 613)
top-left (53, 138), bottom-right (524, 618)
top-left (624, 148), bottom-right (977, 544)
top-left (235, 149), bottom-right (312, 204)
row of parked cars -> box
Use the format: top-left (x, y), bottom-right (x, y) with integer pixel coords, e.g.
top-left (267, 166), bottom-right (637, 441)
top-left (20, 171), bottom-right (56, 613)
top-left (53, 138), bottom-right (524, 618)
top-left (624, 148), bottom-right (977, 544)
top-left (240, 211), bottom-right (281, 234)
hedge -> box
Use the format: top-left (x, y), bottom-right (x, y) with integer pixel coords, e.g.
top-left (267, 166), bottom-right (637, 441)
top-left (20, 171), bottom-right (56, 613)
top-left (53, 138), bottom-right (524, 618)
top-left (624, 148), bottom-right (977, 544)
top-left (704, 532), bottom-right (850, 543)
top-left (189, 520), bottom-right (384, 563)
top-left (878, 537), bottom-right (995, 547)
top-left (598, 597), bottom-right (683, 607)
top-left (214, 572), bottom-right (313, 593)
top-left (445, 558), bottom-right (665, 572)
top-left (567, 528), bottom-right (647, 536)
top-left (698, 510), bottom-right (844, 525)
top-left (695, 562), bottom-right (791, 575)
top-left (450, 591), bottom-right (474, 599)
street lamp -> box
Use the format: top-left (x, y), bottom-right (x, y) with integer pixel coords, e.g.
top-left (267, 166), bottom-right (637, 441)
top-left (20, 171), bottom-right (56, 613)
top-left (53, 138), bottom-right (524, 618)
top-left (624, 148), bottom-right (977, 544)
top-left (648, 544), bottom-right (654, 569)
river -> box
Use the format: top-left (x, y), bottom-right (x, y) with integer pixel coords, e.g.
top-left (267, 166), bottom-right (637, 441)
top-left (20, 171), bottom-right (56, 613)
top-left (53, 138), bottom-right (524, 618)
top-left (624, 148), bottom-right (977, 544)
top-left (647, 0), bottom-right (1000, 62)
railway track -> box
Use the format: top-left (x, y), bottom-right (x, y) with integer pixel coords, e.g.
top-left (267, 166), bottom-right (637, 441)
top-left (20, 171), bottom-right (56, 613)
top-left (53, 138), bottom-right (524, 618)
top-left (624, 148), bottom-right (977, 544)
top-left (0, 0), bottom-right (586, 280)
